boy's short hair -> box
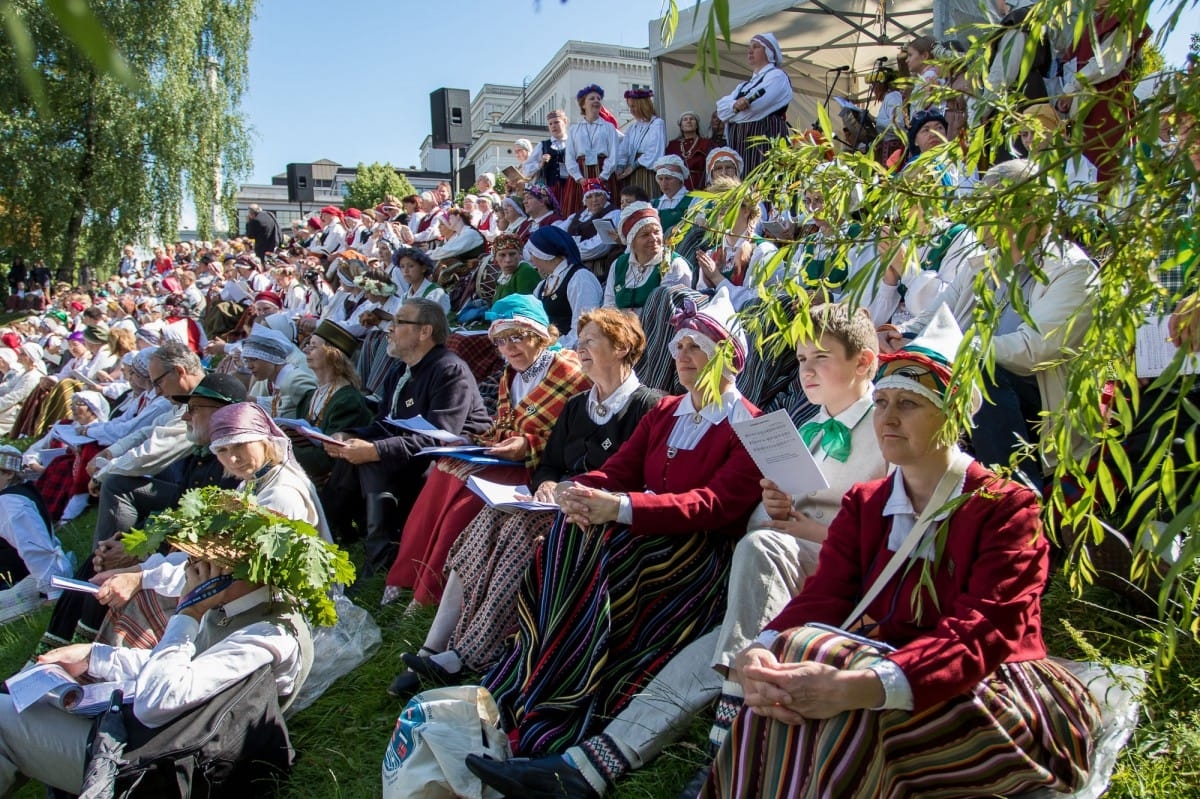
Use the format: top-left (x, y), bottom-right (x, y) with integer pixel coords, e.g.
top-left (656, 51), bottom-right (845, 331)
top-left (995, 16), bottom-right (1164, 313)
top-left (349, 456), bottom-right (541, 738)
top-left (805, 303), bottom-right (876, 357)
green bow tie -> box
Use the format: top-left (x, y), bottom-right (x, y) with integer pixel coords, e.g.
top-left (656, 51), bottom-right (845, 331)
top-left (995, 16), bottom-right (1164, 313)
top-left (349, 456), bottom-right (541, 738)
top-left (800, 417), bottom-right (852, 463)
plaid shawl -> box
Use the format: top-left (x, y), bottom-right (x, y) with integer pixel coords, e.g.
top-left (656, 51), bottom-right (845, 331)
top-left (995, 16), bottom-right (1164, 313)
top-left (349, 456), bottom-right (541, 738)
top-left (484, 349), bottom-right (590, 471)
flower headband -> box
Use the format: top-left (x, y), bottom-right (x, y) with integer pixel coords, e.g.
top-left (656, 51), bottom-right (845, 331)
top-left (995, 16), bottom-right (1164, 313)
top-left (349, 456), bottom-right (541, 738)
top-left (354, 275), bottom-right (397, 296)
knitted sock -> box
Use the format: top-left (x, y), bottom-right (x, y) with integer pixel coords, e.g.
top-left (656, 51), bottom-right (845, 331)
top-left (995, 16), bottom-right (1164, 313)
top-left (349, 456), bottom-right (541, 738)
top-left (572, 734), bottom-right (632, 794)
top-left (423, 571), bottom-right (464, 652)
top-left (429, 649), bottom-right (462, 674)
top-left (707, 680), bottom-right (744, 754)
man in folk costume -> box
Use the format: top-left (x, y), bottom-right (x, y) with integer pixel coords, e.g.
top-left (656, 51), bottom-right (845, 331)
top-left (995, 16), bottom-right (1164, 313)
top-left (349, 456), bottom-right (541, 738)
top-left (309, 206), bottom-right (347, 262)
top-left (1055, 0), bottom-right (1151, 184)
top-left (651, 154), bottom-right (694, 236)
top-left (411, 191), bottom-right (445, 250)
top-left (528, 111), bottom-right (571, 211)
top-left (565, 178), bottom-right (621, 279)
top-left (324, 299), bottom-right (491, 575)
top-left (604, 202), bottom-right (693, 318)
top-left (241, 327), bottom-right (317, 419)
top-left (715, 32), bottom-right (794, 175)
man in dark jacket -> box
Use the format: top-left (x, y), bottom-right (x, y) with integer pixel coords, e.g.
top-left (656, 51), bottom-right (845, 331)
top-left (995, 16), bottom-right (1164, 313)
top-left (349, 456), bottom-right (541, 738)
top-left (245, 204), bottom-right (281, 262)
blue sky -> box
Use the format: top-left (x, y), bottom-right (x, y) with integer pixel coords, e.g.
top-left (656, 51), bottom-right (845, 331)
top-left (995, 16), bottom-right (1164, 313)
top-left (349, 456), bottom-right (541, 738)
top-left (240, 0), bottom-right (1197, 184)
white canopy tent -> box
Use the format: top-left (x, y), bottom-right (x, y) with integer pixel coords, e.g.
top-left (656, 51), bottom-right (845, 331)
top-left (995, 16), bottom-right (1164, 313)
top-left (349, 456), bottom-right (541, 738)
top-left (648, 0), bottom-right (936, 135)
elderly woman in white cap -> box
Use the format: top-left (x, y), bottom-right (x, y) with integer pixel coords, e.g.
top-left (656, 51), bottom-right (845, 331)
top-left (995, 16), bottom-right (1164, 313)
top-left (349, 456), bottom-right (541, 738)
top-left (564, 178), bottom-right (622, 276)
top-left (604, 202), bottom-right (693, 317)
top-left (77, 348), bottom-right (172, 446)
top-left (0, 444), bottom-right (70, 602)
top-left (514, 138), bottom-right (537, 183)
top-left (24, 390), bottom-right (109, 523)
top-left (715, 32), bottom-right (794, 174)
top-left (666, 110), bottom-right (715, 190)
top-left (617, 88), bottom-right (666, 198)
top-left (651, 154), bottom-right (693, 235)
top-left (0, 342), bottom-right (47, 434)
top-left (499, 195), bottom-right (531, 240)
top-left (705, 146), bottom-right (744, 186)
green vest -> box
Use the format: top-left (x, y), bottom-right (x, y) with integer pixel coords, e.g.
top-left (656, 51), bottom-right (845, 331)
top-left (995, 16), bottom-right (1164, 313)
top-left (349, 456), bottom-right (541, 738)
top-left (612, 252), bottom-right (666, 309)
top-left (655, 194), bottom-right (693, 234)
top-left (801, 222), bottom-right (862, 291)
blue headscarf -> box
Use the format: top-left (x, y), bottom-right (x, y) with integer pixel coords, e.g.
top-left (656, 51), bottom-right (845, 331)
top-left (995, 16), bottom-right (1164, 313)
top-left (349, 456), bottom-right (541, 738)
top-left (527, 226), bottom-right (584, 270)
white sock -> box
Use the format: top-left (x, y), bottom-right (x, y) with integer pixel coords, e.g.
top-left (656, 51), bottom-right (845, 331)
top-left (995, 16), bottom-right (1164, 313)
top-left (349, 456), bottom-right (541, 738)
top-left (429, 649), bottom-right (463, 674)
top-left (422, 570), bottom-right (464, 653)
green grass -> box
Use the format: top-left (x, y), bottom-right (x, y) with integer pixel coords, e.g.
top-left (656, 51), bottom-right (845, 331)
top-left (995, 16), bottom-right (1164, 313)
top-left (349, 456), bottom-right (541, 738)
top-left (4, 509), bottom-right (1200, 798)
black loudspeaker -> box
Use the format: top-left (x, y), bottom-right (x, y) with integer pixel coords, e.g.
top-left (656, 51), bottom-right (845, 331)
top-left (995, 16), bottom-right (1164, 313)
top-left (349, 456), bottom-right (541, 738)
top-left (286, 163), bottom-right (314, 204)
top-left (430, 88), bottom-right (472, 149)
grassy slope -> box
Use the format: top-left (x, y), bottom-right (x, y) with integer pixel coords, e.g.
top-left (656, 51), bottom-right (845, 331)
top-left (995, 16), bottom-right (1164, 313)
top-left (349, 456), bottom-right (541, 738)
top-left (2, 508), bottom-right (1197, 798)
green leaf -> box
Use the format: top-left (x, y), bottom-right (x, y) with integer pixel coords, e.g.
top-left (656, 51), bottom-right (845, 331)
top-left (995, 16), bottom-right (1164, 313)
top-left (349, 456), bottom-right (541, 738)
top-left (44, 0), bottom-right (133, 88)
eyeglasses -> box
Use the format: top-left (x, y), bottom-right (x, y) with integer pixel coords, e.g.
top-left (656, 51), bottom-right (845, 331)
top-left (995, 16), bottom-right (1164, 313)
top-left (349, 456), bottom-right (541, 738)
top-left (491, 333), bottom-right (530, 348)
top-left (149, 370), bottom-right (171, 389)
top-left (390, 319), bottom-right (426, 327)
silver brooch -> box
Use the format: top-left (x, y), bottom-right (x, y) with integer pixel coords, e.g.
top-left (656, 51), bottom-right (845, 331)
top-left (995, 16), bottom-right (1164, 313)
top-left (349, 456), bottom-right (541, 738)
top-left (667, 446), bottom-right (678, 459)
top-left (405, 398), bottom-right (414, 407)
top-left (602, 438), bottom-right (613, 450)
top-left (526, 405), bottom-right (537, 414)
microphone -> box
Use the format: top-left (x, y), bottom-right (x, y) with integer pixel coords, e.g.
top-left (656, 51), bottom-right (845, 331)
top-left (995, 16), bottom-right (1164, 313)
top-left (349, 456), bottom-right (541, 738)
top-left (833, 65), bottom-right (851, 72)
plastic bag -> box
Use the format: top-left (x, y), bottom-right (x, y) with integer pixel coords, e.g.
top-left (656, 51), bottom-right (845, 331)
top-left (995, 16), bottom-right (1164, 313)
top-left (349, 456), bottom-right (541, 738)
top-left (286, 593), bottom-right (381, 715)
top-left (382, 685), bottom-right (511, 799)
top-left (1019, 659), bottom-right (1146, 799)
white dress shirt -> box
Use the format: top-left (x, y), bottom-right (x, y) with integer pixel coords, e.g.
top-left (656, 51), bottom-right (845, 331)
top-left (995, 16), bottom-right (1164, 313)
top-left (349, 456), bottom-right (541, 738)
top-left (566, 118), bottom-right (621, 181)
top-left (715, 65), bottom-right (793, 123)
top-left (0, 491), bottom-right (70, 598)
top-left (534, 261), bottom-right (603, 350)
top-left (619, 117), bottom-right (667, 171)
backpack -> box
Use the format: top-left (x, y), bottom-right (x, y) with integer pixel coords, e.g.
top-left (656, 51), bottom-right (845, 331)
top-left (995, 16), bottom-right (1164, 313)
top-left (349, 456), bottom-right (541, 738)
top-left (83, 663), bottom-right (294, 798)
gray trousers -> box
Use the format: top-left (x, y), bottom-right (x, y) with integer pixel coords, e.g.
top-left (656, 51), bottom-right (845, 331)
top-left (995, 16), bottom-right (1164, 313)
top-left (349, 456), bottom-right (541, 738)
top-left (94, 472), bottom-right (183, 548)
top-left (568, 529), bottom-right (823, 792)
top-left (0, 694), bottom-right (90, 794)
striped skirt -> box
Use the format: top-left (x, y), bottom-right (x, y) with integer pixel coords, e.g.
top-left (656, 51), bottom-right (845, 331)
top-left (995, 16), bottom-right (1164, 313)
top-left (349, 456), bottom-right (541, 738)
top-left (623, 165), bottom-right (661, 200)
top-left (635, 284), bottom-right (710, 395)
top-left (725, 114), bottom-right (789, 176)
top-left (484, 515), bottom-right (734, 757)
top-left (97, 588), bottom-right (175, 649)
top-left (446, 506), bottom-right (557, 671)
top-left (357, 329), bottom-right (393, 400)
top-left (702, 627), bottom-right (1102, 799)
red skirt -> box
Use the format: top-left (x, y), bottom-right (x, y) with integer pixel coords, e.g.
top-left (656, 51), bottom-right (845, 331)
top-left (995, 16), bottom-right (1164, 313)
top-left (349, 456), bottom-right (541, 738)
top-left (561, 157), bottom-right (616, 218)
top-left (385, 460), bottom-right (528, 604)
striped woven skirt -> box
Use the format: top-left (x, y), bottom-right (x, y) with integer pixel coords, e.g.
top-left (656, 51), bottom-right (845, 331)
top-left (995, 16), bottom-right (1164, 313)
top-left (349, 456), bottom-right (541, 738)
top-left (725, 114), bottom-right (789, 176)
top-left (484, 515), bottom-right (734, 757)
top-left (446, 505), bottom-right (557, 671)
top-left (701, 627), bottom-right (1102, 799)
top-left (622, 165), bottom-right (661, 200)
top-left (635, 284), bottom-right (709, 395)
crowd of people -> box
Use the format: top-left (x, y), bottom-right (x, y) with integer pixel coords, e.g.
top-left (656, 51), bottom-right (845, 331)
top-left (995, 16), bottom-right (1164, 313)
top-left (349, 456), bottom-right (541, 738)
top-left (0, 8), bottom-right (1197, 797)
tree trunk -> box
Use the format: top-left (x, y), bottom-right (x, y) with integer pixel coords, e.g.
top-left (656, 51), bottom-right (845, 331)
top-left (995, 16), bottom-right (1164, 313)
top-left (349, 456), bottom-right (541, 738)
top-left (59, 95), bottom-right (99, 284)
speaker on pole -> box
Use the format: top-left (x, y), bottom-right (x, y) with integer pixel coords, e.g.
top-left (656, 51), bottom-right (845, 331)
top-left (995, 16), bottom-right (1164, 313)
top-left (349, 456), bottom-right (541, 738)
top-left (286, 163), bottom-right (314, 204)
top-left (430, 88), bottom-right (472, 149)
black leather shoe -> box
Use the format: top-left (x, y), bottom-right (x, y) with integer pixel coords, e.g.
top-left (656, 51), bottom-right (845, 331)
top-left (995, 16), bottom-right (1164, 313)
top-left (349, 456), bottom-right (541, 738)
top-left (400, 652), bottom-right (458, 686)
top-left (465, 753), bottom-right (600, 799)
top-left (386, 670), bottom-right (421, 697)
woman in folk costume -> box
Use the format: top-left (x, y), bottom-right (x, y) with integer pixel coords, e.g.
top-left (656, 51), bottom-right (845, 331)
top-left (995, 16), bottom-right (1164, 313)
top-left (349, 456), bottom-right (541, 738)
top-left (603, 202), bottom-right (693, 318)
top-left (528, 226), bottom-right (604, 350)
top-left (651, 154), bottom-right (694, 235)
top-left (388, 308), bottom-right (659, 695)
top-left (714, 32), bottom-right (794, 175)
top-left (666, 110), bottom-right (715, 191)
top-left (464, 287), bottom-right (763, 770)
top-left (617, 88), bottom-right (666, 199)
top-left (699, 306), bottom-right (1101, 799)
top-left (564, 84), bottom-right (622, 218)
top-left (790, 161), bottom-right (877, 306)
top-left (354, 273), bottom-right (402, 402)
top-left (395, 247), bottom-right (450, 315)
top-left (381, 294), bottom-right (590, 606)
top-left (490, 233), bottom-right (542, 304)
top-left (565, 178), bottom-right (622, 280)
top-left (294, 320), bottom-right (372, 485)
top-left (24, 390), bottom-right (109, 524)
top-left (500, 195), bottom-right (533, 243)
top-left (695, 182), bottom-right (779, 311)
top-left (1056, 0), bottom-right (1151, 184)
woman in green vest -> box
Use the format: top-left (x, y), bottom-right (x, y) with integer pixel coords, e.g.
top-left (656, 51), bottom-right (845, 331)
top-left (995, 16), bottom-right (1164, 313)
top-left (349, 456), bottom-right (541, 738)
top-left (491, 233), bottom-right (542, 302)
top-left (602, 202), bottom-right (693, 318)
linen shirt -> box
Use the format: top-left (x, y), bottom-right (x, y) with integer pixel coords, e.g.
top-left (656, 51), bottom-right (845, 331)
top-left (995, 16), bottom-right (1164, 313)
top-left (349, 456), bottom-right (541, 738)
top-left (566, 118), bottom-right (621, 180)
top-left (533, 262), bottom-right (603, 349)
top-left (0, 491), bottom-right (70, 597)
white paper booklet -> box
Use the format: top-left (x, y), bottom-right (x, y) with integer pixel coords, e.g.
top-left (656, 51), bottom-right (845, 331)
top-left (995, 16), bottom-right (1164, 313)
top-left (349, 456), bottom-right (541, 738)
top-left (383, 414), bottom-right (467, 444)
top-left (731, 409), bottom-right (830, 497)
top-left (4, 663), bottom-right (134, 716)
top-left (466, 475), bottom-right (558, 513)
top-left (1136, 315), bottom-right (1200, 378)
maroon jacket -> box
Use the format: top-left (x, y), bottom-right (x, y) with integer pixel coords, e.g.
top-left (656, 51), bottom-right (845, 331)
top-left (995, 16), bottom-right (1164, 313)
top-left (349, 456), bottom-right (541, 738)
top-left (767, 460), bottom-right (1049, 711)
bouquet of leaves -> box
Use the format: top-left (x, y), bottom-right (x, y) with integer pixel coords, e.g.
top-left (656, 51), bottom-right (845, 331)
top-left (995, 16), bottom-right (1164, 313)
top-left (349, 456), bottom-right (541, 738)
top-left (121, 486), bottom-right (356, 627)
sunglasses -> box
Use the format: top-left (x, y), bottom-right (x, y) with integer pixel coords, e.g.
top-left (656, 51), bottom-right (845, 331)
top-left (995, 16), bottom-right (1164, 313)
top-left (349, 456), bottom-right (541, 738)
top-left (491, 333), bottom-right (530, 348)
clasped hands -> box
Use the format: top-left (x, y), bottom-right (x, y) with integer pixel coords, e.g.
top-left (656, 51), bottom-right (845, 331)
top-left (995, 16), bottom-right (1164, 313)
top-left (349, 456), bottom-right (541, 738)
top-left (553, 481), bottom-right (622, 527)
top-left (734, 644), bottom-right (883, 724)
top-left (760, 479), bottom-right (827, 542)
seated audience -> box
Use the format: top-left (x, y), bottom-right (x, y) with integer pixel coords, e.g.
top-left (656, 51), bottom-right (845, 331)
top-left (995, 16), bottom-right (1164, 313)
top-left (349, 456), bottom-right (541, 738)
top-left (527, 226), bottom-right (604, 350)
top-left (24, 390), bottom-right (108, 524)
top-left (700, 307), bottom-right (1101, 798)
top-left (604, 202), bottom-right (693, 317)
top-left (0, 444), bottom-right (70, 599)
top-left (389, 308), bottom-right (658, 693)
top-left (381, 294), bottom-right (590, 606)
top-left (490, 234), bottom-right (541, 303)
top-left (292, 321), bottom-right (373, 484)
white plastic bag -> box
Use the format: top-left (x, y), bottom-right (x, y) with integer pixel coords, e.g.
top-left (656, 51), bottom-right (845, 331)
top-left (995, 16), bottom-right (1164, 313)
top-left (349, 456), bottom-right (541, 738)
top-left (287, 593), bottom-right (381, 715)
top-left (382, 685), bottom-right (512, 799)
